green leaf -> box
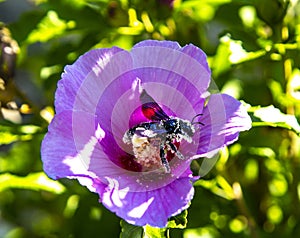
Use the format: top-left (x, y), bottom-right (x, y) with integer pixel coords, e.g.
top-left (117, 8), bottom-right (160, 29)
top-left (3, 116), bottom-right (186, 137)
top-left (222, 34), bottom-right (266, 64)
top-left (26, 10), bottom-right (75, 43)
top-left (120, 211), bottom-right (187, 238)
top-left (0, 124), bottom-right (41, 145)
top-left (194, 176), bottom-right (235, 200)
top-left (120, 220), bottom-right (143, 238)
top-left (0, 172), bottom-right (65, 194)
top-left (288, 68), bottom-right (300, 101)
top-left (167, 210), bottom-right (188, 229)
top-left (143, 225), bottom-right (168, 238)
top-left (0, 131), bottom-right (18, 145)
top-left (119, 209), bottom-right (187, 237)
top-left (250, 105), bottom-right (300, 135)
top-left (212, 34), bottom-right (266, 77)
top-left (211, 35), bottom-right (231, 77)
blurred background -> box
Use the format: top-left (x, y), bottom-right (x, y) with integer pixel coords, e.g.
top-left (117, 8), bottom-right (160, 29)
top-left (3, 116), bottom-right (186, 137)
top-left (1, 0), bottom-right (300, 237)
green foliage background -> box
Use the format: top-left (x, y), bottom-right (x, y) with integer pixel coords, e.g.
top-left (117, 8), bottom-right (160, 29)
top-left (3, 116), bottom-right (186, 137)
top-left (1, 0), bottom-right (300, 237)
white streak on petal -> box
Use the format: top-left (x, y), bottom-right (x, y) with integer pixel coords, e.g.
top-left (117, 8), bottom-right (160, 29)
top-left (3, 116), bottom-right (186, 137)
top-left (129, 77), bottom-right (143, 100)
top-left (95, 124), bottom-right (105, 140)
top-left (104, 177), bottom-right (127, 208)
top-left (92, 52), bottom-right (113, 76)
top-left (63, 135), bottom-right (97, 176)
top-left (119, 186), bottom-right (130, 200)
top-left (127, 197), bottom-right (154, 218)
top-left (77, 177), bottom-right (97, 192)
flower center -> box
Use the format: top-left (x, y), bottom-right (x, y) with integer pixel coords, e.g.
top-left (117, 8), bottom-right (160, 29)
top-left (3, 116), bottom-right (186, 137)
top-left (131, 134), bottom-right (165, 172)
top-left (123, 117), bottom-right (195, 173)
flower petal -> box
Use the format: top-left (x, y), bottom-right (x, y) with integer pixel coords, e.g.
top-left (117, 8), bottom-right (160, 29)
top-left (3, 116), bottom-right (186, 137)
top-left (41, 110), bottom-right (112, 189)
top-left (41, 110), bottom-right (83, 179)
top-left (42, 40), bottom-right (252, 228)
top-left (133, 40), bottom-right (210, 73)
top-left (130, 40), bottom-right (211, 120)
top-left (42, 108), bottom-right (191, 194)
top-left (94, 169), bottom-right (194, 227)
top-left (55, 47), bottom-right (132, 114)
top-left (196, 94), bottom-right (252, 157)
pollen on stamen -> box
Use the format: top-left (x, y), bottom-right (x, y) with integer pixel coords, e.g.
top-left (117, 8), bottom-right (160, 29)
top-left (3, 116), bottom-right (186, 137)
top-left (131, 135), bottom-right (165, 172)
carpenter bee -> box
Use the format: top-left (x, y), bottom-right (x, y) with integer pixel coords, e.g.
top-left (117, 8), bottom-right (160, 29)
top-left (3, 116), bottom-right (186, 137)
top-left (123, 89), bottom-right (202, 173)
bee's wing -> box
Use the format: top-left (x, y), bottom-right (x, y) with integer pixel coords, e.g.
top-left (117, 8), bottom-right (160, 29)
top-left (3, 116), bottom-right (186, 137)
top-left (140, 89), bottom-right (170, 121)
top-left (139, 123), bottom-right (168, 136)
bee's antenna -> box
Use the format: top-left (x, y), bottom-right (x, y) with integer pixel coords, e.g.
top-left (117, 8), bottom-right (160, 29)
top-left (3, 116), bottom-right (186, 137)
top-left (191, 113), bottom-right (204, 126)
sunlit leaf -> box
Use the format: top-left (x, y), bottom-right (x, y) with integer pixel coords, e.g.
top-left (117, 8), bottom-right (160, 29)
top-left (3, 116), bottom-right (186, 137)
top-left (223, 34), bottom-right (266, 64)
top-left (117, 26), bottom-right (144, 35)
top-left (0, 172), bottom-right (65, 194)
top-left (26, 10), bottom-right (76, 43)
top-left (93, 35), bottom-right (134, 50)
top-left (194, 176), bottom-right (235, 200)
top-left (143, 225), bottom-right (167, 238)
top-left (216, 176), bottom-right (235, 199)
top-left (120, 220), bottom-right (143, 238)
top-left (167, 210), bottom-right (188, 229)
top-left (212, 34), bottom-right (266, 77)
top-left (0, 124), bottom-right (41, 145)
top-left (288, 68), bottom-right (300, 100)
top-left (179, 0), bottom-right (231, 8)
top-left (178, 2), bottom-right (216, 22)
top-left (211, 36), bottom-right (231, 77)
top-left (250, 105), bottom-right (300, 135)
top-left (0, 131), bottom-right (18, 144)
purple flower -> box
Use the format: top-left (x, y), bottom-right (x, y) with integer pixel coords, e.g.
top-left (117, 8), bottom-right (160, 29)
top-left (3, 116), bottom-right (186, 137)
top-left (41, 40), bottom-right (251, 228)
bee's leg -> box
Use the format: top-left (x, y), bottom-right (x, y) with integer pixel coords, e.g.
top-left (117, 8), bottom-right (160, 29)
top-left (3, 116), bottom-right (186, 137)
top-left (166, 140), bottom-right (185, 160)
top-left (160, 146), bottom-right (170, 173)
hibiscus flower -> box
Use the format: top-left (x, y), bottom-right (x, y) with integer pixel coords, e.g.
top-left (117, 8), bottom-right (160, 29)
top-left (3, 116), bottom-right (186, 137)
top-left (41, 40), bottom-right (251, 227)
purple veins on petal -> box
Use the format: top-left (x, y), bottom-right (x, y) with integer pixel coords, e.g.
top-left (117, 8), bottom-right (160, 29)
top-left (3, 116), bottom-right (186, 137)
top-left (196, 93), bottom-right (252, 157)
top-left (94, 168), bottom-right (194, 227)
